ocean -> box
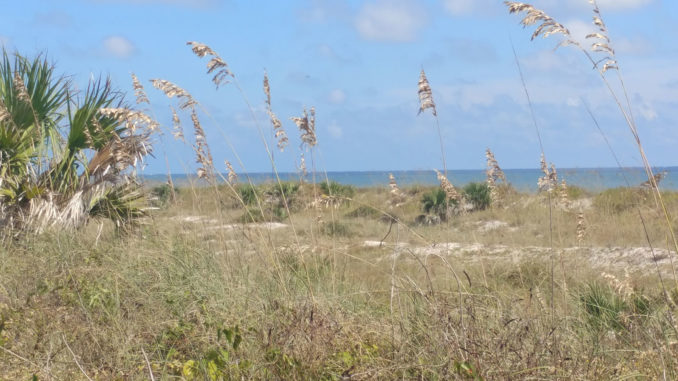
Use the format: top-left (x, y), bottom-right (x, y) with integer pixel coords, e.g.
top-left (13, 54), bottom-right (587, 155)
top-left (142, 167), bottom-right (678, 192)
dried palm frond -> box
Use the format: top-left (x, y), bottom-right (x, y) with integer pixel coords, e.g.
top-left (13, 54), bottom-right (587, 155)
top-left (86, 132), bottom-right (152, 178)
top-left (291, 107), bottom-right (317, 148)
top-left (98, 107), bottom-right (159, 132)
top-left (186, 41), bottom-right (233, 88)
top-left (190, 108), bottom-right (214, 181)
top-left (225, 160), bottom-right (237, 185)
top-left (435, 169), bottom-right (461, 202)
top-left (131, 73), bottom-right (150, 104)
top-left (13, 73), bottom-right (31, 103)
top-left (263, 72), bottom-right (288, 151)
top-left (150, 79), bottom-right (197, 110)
top-left (417, 69), bottom-right (436, 116)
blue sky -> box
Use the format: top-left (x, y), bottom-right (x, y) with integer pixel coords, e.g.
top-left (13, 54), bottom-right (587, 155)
top-left (3, 0), bottom-right (677, 174)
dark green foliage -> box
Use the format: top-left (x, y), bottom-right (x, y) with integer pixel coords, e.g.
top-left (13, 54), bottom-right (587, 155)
top-left (346, 205), bottom-right (383, 219)
top-left (0, 50), bottom-right (153, 231)
top-left (321, 221), bottom-right (352, 237)
top-left (236, 184), bottom-right (260, 206)
top-left (319, 181), bottom-right (355, 198)
top-left (463, 182), bottom-right (491, 210)
top-left (151, 183), bottom-right (177, 206)
top-left (593, 187), bottom-right (644, 214)
top-left (421, 188), bottom-right (452, 221)
top-left (580, 283), bottom-right (628, 331)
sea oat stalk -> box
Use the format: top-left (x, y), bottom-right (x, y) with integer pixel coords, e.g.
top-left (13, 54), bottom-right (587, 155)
top-left (131, 73), bottom-right (150, 104)
top-left (263, 72), bottom-right (288, 151)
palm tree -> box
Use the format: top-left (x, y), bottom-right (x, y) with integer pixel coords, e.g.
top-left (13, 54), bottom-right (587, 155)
top-left (0, 50), bottom-right (156, 233)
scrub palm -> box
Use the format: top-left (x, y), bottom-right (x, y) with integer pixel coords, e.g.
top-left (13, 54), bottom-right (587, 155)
top-left (0, 51), bottom-right (155, 232)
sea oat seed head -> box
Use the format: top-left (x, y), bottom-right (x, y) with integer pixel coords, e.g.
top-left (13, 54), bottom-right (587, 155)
top-left (131, 73), bottom-right (150, 104)
top-left (150, 79), bottom-right (197, 110)
top-left (417, 69), bottom-right (436, 116)
top-left (13, 73), bottom-right (31, 103)
top-left (292, 108), bottom-right (317, 148)
top-left (435, 169), bottom-right (461, 202)
top-left (186, 41), bottom-right (233, 88)
top-left (225, 160), bottom-right (237, 185)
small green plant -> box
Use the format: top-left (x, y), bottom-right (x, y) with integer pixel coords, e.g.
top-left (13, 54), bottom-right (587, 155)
top-left (420, 188), bottom-right (454, 221)
top-left (319, 181), bottom-right (355, 198)
top-left (236, 184), bottom-right (260, 206)
top-left (321, 221), bottom-right (352, 237)
top-left (580, 282), bottom-right (627, 332)
top-left (150, 183), bottom-right (177, 206)
top-left (345, 205), bottom-right (383, 219)
top-left (463, 182), bottom-right (491, 211)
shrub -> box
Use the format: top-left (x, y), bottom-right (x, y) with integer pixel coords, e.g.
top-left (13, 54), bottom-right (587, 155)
top-left (151, 183), bottom-right (177, 206)
top-left (346, 205), bottom-right (383, 219)
top-left (421, 188), bottom-right (454, 222)
top-left (0, 50), bottom-right (154, 232)
top-left (236, 184), bottom-right (260, 206)
top-left (593, 187), bottom-right (645, 214)
top-left (463, 182), bottom-right (491, 211)
top-left (319, 181), bottom-right (355, 198)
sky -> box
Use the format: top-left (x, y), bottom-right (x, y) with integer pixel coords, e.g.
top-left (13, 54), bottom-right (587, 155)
top-left (2, 0), bottom-right (678, 174)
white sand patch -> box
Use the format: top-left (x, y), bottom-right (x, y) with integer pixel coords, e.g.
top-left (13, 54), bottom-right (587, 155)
top-left (362, 240), bottom-right (675, 270)
top-left (476, 220), bottom-right (509, 232)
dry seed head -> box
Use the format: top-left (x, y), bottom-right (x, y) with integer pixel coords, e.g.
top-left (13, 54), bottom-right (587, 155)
top-left (640, 171), bottom-right (667, 189)
top-left (485, 148), bottom-right (506, 184)
top-left (225, 160), bottom-right (237, 185)
top-left (0, 100), bottom-right (9, 122)
top-left (298, 153), bottom-right (307, 181)
top-left (170, 106), bottom-right (185, 142)
top-left (417, 69), bottom-right (436, 116)
top-left (435, 169), bottom-right (461, 202)
top-left (263, 72), bottom-right (272, 107)
top-left (190, 108), bottom-right (214, 181)
top-left (559, 179), bottom-right (571, 209)
top-left (601, 271), bottom-right (633, 299)
top-left (576, 212), bottom-right (586, 244)
top-left (291, 107), bottom-right (317, 148)
top-left (388, 173), bottom-right (406, 207)
top-left (263, 72), bottom-right (288, 151)
top-left (13, 73), bottom-right (31, 103)
top-left (98, 108), bottom-right (159, 133)
top-left (505, 2), bottom-right (575, 43)
top-left (186, 41), bottom-right (233, 88)
top-left (150, 79), bottom-right (197, 110)
top-left (131, 73), bottom-right (150, 104)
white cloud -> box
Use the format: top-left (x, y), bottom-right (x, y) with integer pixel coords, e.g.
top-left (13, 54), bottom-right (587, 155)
top-left (355, 0), bottom-right (427, 42)
top-left (592, 0), bottom-right (652, 11)
top-left (102, 36), bottom-right (136, 59)
top-left (299, 0), bottom-right (351, 23)
top-left (327, 120), bottom-right (343, 138)
top-left (328, 89), bottom-right (346, 104)
top-left (89, 0), bottom-right (219, 7)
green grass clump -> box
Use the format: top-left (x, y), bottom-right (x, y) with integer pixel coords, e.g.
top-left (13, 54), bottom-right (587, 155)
top-left (463, 182), bottom-right (491, 211)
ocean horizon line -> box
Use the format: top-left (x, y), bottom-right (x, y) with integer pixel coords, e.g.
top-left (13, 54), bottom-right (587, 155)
top-left (140, 166), bottom-right (678, 192)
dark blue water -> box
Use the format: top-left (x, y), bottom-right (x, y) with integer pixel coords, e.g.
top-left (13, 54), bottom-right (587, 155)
top-left (142, 167), bottom-right (678, 192)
